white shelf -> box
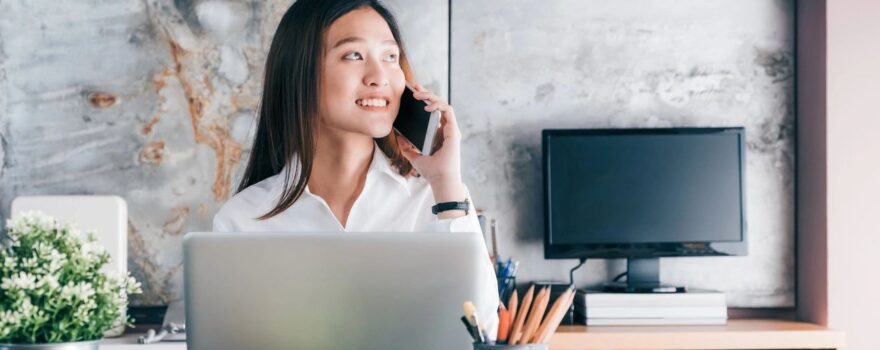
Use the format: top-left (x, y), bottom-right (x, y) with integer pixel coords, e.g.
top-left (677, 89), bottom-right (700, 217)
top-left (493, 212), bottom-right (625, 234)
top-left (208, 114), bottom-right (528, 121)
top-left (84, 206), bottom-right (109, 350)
top-left (100, 334), bottom-right (185, 350)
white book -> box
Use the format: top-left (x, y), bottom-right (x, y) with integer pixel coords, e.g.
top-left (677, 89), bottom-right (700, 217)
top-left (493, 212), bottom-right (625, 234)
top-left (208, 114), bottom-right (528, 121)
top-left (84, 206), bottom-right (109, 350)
top-left (575, 289), bottom-right (726, 308)
top-left (585, 317), bottom-right (728, 326)
top-left (580, 306), bottom-right (727, 319)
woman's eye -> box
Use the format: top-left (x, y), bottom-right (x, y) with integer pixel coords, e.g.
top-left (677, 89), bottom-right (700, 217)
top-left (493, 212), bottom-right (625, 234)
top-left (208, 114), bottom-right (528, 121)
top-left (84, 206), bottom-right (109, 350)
top-left (384, 53), bottom-right (399, 62)
top-left (343, 52), bottom-right (363, 60)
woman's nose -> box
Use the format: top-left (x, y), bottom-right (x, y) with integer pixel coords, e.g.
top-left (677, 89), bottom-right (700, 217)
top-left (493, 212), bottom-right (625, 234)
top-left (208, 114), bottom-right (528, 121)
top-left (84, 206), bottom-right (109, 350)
top-left (363, 59), bottom-right (389, 87)
top-left (363, 74), bottom-right (388, 87)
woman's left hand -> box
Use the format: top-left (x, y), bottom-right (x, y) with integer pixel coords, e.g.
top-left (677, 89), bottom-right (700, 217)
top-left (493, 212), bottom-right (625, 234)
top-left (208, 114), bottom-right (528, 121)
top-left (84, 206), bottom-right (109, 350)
top-left (398, 83), bottom-right (468, 206)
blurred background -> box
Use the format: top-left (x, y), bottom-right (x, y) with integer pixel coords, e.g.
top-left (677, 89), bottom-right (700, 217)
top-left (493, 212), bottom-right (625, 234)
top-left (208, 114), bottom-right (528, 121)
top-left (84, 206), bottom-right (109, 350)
top-left (0, 0), bottom-right (794, 308)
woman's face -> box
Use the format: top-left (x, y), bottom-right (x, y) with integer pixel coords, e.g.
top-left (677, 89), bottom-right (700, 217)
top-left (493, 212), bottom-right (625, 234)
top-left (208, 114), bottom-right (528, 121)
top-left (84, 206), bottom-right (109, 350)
top-left (319, 7), bottom-right (406, 139)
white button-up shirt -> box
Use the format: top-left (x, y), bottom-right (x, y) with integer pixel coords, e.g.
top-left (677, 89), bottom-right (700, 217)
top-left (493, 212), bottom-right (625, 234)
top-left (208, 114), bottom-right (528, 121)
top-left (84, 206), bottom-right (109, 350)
top-left (212, 142), bottom-right (500, 340)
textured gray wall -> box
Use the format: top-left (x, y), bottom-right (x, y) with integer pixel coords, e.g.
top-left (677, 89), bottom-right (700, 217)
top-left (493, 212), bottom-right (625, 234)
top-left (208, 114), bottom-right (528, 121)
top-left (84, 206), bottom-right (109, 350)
top-left (1, 0), bottom-right (794, 307)
top-left (0, 0), bottom-right (448, 305)
top-left (454, 0), bottom-right (795, 307)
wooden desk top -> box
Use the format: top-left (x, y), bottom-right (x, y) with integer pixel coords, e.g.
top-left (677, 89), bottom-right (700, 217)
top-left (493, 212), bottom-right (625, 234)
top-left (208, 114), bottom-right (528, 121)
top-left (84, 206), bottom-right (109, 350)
top-left (549, 319), bottom-right (845, 350)
top-left (102, 319), bottom-right (844, 350)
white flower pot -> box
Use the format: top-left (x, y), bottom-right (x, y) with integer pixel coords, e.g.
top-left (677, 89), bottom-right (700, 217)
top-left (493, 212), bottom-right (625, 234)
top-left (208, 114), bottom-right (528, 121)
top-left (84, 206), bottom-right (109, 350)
top-left (0, 340), bottom-right (100, 350)
top-left (102, 303), bottom-right (128, 338)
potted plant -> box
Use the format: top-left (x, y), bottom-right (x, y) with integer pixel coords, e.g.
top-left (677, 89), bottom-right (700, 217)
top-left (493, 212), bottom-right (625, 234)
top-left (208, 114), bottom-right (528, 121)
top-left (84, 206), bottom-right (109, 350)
top-left (0, 211), bottom-right (142, 349)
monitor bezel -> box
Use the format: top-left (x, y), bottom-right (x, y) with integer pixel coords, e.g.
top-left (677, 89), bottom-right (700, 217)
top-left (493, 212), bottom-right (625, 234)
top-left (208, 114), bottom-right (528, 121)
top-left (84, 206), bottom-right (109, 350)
top-left (542, 127), bottom-right (748, 259)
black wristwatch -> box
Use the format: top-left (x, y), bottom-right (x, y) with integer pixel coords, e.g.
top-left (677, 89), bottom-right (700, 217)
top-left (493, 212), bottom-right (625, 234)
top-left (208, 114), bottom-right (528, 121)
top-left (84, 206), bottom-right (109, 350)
top-left (431, 197), bottom-right (470, 215)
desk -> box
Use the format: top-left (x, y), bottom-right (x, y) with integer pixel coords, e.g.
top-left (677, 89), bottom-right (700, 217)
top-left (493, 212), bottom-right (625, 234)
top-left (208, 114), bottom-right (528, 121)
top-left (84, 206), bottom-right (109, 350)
top-left (550, 319), bottom-right (845, 350)
top-left (100, 334), bottom-right (184, 350)
top-left (100, 319), bottom-right (844, 350)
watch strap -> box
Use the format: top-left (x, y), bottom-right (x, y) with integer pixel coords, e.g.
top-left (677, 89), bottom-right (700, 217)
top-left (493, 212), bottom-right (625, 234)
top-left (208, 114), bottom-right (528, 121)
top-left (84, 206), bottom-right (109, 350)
top-left (431, 197), bottom-right (470, 215)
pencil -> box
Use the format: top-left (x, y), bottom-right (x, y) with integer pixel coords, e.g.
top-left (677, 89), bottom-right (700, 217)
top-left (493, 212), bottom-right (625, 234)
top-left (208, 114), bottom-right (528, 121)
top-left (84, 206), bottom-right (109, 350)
top-left (514, 286), bottom-right (546, 345)
top-left (536, 288), bottom-right (576, 344)
top-left (507, 289), bottom-right (519, 332)
top-left (497, 304), bottom-right (511, 342)
top-left (520, 286), bottom-right (550, 344)
top-left (508, 284), bottom-right (534, 344)
top-left (532, 287), bottom-right (573, 343)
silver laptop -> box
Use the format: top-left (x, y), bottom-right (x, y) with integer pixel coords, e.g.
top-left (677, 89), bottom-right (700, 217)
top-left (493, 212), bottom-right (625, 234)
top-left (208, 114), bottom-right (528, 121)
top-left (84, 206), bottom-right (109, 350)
top-left (183, 232), bottom-right (493, 350)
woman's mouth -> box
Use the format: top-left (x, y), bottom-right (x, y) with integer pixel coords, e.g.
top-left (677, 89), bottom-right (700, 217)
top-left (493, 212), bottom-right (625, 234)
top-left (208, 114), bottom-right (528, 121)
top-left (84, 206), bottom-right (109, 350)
top-left (355, 98), bottom-right (390, 111)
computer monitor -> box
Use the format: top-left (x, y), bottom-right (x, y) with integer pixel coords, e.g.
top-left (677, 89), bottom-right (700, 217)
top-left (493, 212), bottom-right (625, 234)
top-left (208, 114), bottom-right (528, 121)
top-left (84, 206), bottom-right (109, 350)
top-left (542, 127), bottom-right (747, 292)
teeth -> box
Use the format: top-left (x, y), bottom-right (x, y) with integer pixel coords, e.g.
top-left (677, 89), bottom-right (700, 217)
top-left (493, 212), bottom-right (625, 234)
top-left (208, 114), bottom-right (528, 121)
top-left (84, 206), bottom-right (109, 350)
top-left (357, 98), bottom-right (387, 107)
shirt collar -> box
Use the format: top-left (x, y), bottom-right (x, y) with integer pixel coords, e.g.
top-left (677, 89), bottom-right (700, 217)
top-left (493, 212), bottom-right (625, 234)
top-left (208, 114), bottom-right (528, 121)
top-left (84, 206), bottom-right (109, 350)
top-left (368, 141), bottom-right (411, 195)
top-left (274, 142), bottom-right (411, 196)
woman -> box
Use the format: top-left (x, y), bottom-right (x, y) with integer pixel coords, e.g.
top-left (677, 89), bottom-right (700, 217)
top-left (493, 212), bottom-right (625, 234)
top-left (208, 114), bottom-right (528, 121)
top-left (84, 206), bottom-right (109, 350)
top-left (212, 0), bottom-right (499, 340)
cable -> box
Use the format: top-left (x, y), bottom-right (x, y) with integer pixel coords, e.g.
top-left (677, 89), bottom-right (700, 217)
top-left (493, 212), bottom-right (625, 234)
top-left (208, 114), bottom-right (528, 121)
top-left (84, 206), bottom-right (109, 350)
top-left (138, 328), bottom-right (168, 344)
top-left (612, 271), bottom-right (627, 282)
top-left (568, 258), bottom-right (587, 287)
top-left (137, 322), bottom-right (185, 344)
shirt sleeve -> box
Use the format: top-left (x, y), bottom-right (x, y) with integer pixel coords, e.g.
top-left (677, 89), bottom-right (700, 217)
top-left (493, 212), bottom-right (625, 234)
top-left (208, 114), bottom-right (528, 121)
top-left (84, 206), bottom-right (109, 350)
top-left (418, 184), bottom-right (483, 234)
top-left (420, 211), bottom-right (483, 234)
top-left (417, 184), bottom-right (500, 341)
top-left (212, 211), bottom-right (234, 232)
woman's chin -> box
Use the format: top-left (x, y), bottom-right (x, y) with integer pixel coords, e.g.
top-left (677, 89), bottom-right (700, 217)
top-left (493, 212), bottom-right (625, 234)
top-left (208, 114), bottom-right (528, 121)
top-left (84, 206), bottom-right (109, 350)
top-left (368, 124), bottom-right (395, 138)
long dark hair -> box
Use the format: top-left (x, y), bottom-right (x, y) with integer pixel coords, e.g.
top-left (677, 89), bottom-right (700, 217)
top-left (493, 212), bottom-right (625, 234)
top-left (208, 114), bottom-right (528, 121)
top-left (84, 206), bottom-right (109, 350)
top-left (237, 0), bottom-right (416, 220)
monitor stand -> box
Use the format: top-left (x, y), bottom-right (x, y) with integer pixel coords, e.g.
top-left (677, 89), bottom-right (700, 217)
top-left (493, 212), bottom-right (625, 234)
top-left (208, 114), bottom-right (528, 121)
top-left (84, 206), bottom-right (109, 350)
top-left (601, 258), bottom-right (686, 293)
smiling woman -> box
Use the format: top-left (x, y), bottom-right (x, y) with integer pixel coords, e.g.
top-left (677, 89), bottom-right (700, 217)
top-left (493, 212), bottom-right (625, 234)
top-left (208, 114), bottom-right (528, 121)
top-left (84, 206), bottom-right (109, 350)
top-left (211, 0), bottom-right (499, 342)
top-left (319, 6), bottom-right (407, 148)
top-left (220, 0), bottom-right (476, 226)
top-left (231, 0), bottom-right (416, 222)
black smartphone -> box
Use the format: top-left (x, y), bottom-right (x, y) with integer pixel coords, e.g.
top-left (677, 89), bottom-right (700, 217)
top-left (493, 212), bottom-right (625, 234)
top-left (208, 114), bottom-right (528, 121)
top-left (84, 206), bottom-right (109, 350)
top-left (393, 85), bottom-right (441, 155)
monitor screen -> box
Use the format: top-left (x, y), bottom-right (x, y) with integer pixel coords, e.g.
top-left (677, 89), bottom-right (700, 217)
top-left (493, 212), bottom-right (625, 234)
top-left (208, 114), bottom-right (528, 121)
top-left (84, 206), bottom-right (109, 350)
top-left (543, 127), bottom-right (746, 259)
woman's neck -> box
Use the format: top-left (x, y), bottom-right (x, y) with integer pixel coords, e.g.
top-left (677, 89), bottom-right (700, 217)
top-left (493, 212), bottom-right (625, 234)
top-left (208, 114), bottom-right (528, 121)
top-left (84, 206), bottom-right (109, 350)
top-left (310, 125), bottom-right (375, 191)
top-left (308, 125), bottom-right (375, 229)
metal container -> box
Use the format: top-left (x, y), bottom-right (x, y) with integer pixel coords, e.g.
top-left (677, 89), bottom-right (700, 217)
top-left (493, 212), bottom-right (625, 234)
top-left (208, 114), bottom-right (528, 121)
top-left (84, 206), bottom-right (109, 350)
top-left (0, 340), bottom-right (100, 350)
top-left (473, 342), bottom-right (549, 350)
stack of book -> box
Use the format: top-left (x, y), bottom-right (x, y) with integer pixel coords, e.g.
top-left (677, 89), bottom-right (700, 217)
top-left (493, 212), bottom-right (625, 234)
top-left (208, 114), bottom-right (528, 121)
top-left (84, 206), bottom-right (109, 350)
top-left (574, 289), bottom-right (727, 326)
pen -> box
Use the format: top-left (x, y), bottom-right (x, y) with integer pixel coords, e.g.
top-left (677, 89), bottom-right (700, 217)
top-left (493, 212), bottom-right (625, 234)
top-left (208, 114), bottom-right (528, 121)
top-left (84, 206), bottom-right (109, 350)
top-left (508, 261), bottom-right (519, 278)
top-left (498, 258), bottom-right (515, 298)
top-left (463, 301), bottom-right (485, 343)
top-left (498, 258), bottom-right (512, 278)
top-left (461, 316), bottom-right (480, 342)
top-left (490, 218), bottom-right (499, 262)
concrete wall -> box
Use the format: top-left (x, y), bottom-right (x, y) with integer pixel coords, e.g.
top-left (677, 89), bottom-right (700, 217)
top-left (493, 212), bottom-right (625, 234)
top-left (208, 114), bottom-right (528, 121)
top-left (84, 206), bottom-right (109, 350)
top-left (0, 0), bottom-right (447, 305)
top-left (1, 0), bottom-right (796, 307)
top-left (453, 0), bottom-right (795, 307)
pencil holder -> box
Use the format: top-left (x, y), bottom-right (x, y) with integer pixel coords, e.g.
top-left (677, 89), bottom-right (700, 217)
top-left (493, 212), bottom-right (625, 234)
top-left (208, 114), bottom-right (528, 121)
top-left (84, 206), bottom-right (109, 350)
top-left (473, 342), bottom-right (549, 350)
